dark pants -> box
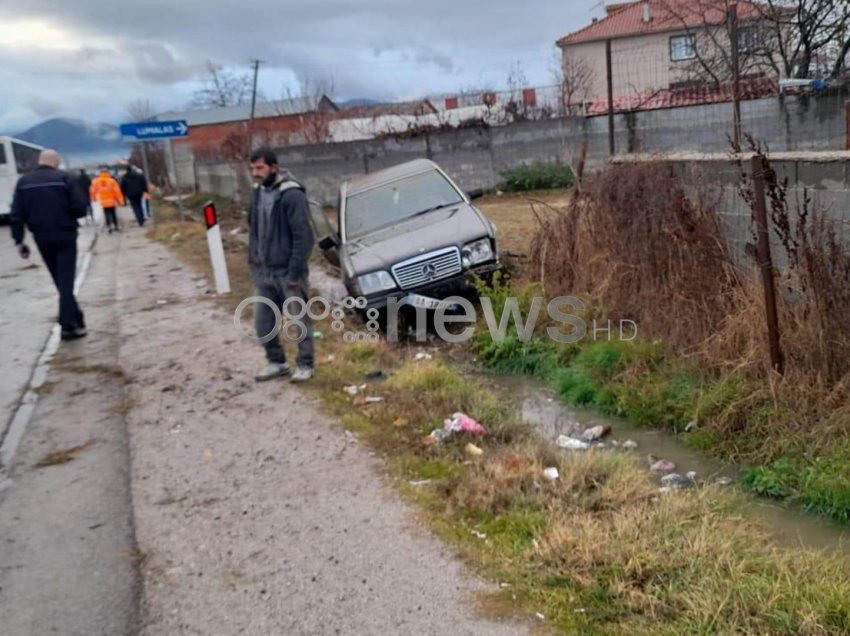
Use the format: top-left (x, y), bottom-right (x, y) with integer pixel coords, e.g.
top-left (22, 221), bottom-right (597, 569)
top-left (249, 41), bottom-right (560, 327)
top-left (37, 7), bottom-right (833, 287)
top-left (34, 234), bottom-right (84, 330)
top-left (254, 273), bottom-right (314, 369)
top-left (129, 197), bottom-right (145, 226)
top-left (104, 207), bottom-right (118, 230)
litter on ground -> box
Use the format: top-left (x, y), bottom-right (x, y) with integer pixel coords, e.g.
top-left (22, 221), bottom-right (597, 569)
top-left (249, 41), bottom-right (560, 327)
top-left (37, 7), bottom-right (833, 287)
top-left (556, 435), bottom-right (590, 451)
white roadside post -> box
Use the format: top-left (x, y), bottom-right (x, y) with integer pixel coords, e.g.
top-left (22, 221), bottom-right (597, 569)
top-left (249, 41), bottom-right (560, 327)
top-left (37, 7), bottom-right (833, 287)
top-left (203, 201), bottom-right (231, 294)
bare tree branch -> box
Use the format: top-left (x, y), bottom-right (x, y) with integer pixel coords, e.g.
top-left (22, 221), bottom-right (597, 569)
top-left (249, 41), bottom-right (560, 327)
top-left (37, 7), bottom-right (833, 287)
top-left (191, 61), bottom-right (252, 108)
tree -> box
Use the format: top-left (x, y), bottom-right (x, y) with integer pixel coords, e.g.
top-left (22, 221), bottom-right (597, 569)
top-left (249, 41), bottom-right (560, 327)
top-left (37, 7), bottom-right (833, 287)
top-left (555, 54), bottom-right (595, 116)
top-left (191, 61), bottom-right (252, 108)
top-left (661, 0), bottom-right (780, 86)
top-left (760, 0), bottom-right (850, 78)
top-left (127, 99), bottom-right (157, 123)
top-left (275, 75), bottom-right (337, 145)
top-left (663, 0), bottom-right (850, 82)
top-left (124, 99), bottom-right (169, 187)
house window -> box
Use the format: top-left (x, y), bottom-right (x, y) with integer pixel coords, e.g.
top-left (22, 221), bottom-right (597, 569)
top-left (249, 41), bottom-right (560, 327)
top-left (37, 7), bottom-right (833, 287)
top-left (670, 34), bottom-right (696, 61)
top-left (738, 26), bottom-right (760, 53)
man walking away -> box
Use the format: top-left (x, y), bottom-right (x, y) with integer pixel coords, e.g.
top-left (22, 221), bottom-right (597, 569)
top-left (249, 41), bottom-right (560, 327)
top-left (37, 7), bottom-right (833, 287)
top-left (121, 165), bottom-right (148, 227)
top-left (76, 169), bottom-right (94, 225)
top-left (90, 166), bottom-right (124, 233)
top-left (10, 149), bottom-right (88, 341)
top-left (248, 148), bottom-right (315, 383)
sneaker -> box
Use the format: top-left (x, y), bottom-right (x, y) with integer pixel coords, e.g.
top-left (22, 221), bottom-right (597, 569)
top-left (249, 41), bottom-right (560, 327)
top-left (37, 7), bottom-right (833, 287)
top-left (290, 367), bottom-right (314, 383)
top-left (60, 327), bottom-right (88, 341)
top-left (254, 362), bottom-right (291, 382)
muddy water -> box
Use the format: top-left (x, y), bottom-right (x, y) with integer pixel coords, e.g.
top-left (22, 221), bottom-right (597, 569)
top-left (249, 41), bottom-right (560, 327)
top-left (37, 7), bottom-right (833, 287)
top-left (481, 372), bottom-right (850, 553)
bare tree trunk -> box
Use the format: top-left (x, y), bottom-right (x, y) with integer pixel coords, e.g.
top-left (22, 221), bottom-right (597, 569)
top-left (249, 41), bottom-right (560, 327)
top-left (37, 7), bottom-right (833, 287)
top-left (831, 38), bottom-right (850, 78)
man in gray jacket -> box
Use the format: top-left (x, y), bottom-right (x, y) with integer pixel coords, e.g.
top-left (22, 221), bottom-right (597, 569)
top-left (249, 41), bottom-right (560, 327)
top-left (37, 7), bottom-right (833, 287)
top-left (248, 148), bottom-right (315, 382)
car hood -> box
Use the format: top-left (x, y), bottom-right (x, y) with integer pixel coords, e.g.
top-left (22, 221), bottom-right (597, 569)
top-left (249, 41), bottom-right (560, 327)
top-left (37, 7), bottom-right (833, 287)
top-left (341, 203), bottom-right (491, 277)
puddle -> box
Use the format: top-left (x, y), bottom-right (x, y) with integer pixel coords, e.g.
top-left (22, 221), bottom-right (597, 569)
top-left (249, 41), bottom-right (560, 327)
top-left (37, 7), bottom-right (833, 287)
top-left (482, 372), bottom-right (850, 553)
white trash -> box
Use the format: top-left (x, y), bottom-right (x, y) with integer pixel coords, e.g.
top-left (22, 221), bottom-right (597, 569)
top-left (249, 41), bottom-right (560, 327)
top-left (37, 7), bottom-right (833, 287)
top-left (556, 435), bottom-right (590, 451)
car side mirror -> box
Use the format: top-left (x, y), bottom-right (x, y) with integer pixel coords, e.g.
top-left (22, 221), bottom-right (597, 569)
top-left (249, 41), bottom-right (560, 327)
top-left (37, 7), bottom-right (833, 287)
top-left (467, 189), bottom-right (484, 201)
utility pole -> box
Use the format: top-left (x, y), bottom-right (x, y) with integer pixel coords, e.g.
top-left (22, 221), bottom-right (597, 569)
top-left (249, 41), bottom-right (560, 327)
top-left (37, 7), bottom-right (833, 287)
top-left (249, 59), bottom-right (264, 122)
top-left (751, 154), bottom-right (784, 375)
top-left (605, 39), bottom-right (615, 156)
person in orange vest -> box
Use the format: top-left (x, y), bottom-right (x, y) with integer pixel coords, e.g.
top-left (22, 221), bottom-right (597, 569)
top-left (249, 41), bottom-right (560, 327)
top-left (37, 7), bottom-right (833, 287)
top-left (90, 166), bottom-right (125, 233)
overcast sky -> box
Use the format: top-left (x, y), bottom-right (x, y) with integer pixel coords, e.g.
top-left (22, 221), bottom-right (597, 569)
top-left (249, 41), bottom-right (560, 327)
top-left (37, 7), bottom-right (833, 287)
top-left (0, 0), bottom-right (602, 132)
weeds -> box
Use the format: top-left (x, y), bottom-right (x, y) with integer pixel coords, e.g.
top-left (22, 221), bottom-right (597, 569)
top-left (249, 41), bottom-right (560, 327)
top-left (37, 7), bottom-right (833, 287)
top-left (530, 162), bottom-right (737, 351)
top-left (154, 190), bottom-right (850, 633)
top-left (498, 162), bottom-right (574, 192)
top-left (500, 152), bottom-right (850, 522)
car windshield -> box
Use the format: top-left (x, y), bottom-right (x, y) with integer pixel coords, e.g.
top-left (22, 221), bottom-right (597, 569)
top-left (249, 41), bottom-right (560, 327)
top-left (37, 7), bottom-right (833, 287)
top-left (345, 169), bottom-right (464, 239)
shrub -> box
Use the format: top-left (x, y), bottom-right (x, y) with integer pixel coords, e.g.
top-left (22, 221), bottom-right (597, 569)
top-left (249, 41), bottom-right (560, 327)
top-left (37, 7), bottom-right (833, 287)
top-left (499, 162), bottom-right (574, 192)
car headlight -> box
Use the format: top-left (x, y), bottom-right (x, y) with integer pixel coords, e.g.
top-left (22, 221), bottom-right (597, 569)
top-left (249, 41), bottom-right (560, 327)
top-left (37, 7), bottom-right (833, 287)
top-left (461, 238), bottom-right (493, 268)
top-left (357, 270), bottom-right (397, 295)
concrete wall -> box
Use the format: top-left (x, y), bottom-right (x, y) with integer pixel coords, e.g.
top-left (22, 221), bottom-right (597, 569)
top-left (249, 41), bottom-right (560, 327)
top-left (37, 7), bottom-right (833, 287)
top-left (191, 93), bottom-right (847, 207)
top-left (617, 152), bottom-right (850, 270)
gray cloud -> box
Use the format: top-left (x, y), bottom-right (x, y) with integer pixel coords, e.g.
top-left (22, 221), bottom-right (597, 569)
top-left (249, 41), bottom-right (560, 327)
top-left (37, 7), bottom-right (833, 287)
top-left (0, 0), bottom-right (598, 131)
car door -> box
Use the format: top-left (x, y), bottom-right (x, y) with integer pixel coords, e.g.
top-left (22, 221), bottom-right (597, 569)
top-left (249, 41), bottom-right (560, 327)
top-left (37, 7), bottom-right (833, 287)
top-left (307, 198), bottom-right (341, 268)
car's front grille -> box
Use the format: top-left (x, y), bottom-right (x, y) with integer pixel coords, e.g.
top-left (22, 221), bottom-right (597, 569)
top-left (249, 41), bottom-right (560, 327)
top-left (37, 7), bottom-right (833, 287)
top-left (391, 247), bottom-right (462, 290)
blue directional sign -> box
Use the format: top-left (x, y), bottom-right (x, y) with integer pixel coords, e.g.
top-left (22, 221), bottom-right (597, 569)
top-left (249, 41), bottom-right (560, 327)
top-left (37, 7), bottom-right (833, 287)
top-left (120, 120), bottom-right (189, 141)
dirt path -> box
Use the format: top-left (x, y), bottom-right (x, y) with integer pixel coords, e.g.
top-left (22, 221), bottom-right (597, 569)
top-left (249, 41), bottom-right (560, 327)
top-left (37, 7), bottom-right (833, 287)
top-left (117, 230), bottom-right (526, 634)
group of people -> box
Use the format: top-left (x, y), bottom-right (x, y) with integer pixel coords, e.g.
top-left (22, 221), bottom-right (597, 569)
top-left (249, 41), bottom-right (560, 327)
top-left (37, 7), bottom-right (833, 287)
top-left (9, 146), bottom-right (317, 382)
top-left (75, 163), bottom-right (152, 233)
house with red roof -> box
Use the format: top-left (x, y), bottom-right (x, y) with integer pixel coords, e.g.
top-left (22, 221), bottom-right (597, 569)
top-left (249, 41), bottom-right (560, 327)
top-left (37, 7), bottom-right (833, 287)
top-left (556, 0), bottom-right (783, 113)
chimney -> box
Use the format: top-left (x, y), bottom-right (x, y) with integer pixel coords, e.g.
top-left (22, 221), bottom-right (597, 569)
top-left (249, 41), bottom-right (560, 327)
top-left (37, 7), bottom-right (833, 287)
top-left (642, 1), bottom-right (651, 23)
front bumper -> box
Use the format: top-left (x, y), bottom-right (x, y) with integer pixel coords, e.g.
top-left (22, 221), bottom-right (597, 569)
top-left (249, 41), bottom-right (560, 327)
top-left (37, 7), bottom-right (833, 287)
top-left (357, 261), bottom-right (501, 310)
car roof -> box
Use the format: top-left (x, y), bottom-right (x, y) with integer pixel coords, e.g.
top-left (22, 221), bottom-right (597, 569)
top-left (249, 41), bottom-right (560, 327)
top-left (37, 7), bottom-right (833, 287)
top-left (344, 158), bottom-right (441, 197)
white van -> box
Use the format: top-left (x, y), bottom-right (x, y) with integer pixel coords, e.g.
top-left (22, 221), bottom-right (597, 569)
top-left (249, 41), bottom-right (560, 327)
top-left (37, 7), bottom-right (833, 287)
top-left (0, 137), bottom-right (45, 224)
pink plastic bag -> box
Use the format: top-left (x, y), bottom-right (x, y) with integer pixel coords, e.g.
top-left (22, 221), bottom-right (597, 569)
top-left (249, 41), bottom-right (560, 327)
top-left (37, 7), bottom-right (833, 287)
top-left (450, 412), bottom-right (487, 436)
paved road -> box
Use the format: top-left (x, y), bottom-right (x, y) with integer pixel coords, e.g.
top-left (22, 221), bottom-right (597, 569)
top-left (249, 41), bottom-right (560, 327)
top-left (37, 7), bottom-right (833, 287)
top-left (0, 225), bottom-right (97, 439)
top-left (0, 219), bottom-right (139, 636)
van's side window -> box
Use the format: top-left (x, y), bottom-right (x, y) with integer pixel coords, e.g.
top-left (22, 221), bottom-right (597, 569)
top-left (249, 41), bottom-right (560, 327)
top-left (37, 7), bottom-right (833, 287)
top-left (12, 142), bottom-right (39, 174)
top-left (0, 144), bottom-right (6, 165)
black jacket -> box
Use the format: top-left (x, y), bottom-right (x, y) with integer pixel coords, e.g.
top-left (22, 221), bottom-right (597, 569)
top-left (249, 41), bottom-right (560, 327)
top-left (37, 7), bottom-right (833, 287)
top-left (120, 169), bottom-right (148, 199)
top-left (76, 172), bottom-right (92, 204)
top-left (248, 178), bottom-right (315, 280)
top-left (10, 166), bottom-right (87, 244)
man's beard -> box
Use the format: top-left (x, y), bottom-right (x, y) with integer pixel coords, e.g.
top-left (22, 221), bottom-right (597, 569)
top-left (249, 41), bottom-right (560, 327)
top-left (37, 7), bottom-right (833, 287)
top-left (262, 172), bottom-right (279, 188)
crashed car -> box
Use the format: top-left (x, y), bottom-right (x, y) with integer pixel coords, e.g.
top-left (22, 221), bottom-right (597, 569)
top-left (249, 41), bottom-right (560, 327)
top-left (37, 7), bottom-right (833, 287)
top-left (311, 159), bottom-right (500, 311)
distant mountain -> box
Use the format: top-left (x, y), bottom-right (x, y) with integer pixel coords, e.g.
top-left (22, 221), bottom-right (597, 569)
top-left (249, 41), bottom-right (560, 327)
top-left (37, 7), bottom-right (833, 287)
top-left (12, 118), bottom-right (129, 167)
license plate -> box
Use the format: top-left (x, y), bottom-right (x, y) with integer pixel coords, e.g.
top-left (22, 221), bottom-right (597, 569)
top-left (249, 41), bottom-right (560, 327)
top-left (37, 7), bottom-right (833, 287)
top-left (406, 293), bottom-right (458, 311)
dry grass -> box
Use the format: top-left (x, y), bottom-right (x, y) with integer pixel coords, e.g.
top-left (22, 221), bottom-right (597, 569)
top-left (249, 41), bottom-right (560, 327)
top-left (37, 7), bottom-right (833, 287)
top-left (477, 191), bottom-right (569, 283)
top-left (149, 189), bottom-right (850, 634)
top-left (530, 163), bottom-right (737, 351)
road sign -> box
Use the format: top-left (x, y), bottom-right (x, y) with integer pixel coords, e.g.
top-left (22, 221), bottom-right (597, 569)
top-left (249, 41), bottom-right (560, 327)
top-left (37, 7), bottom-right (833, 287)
top-left (119, 120), bottom-right (189, 141)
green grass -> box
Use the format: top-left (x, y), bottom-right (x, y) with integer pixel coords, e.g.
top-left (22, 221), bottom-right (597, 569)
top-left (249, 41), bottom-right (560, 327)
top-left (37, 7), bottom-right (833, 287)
top-left (743, 449), bottom-right (850, 522)
top-left (156, 192), bottom-right (850, 634)
top-left (499, 162), bottom-right (574, 192)
top-left (470, 279), bottom-right (850, 525)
